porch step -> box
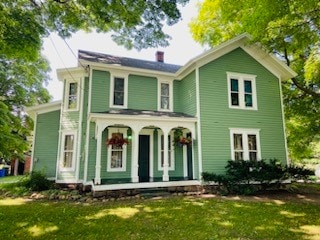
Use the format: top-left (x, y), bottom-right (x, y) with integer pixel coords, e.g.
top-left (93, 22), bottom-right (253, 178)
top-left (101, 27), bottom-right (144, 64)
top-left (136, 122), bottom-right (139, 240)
top-left (139, 187), bottom-right (171, 199)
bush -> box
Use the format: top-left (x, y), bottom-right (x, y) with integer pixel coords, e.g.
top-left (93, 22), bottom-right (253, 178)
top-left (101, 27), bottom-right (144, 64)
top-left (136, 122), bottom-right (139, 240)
top-left (22, 171), bottom-right (53, 191)
top-left (202, 159), bottom-right (314, 195)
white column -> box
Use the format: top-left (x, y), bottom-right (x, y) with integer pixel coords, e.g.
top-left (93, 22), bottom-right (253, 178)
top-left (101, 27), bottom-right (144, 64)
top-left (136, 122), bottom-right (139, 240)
top-left (162, 129), bottom-right (169, 181)
top-left (131, 127), bottom-right (140, 183)
top-left (94, 123), bottom-right (102, 184)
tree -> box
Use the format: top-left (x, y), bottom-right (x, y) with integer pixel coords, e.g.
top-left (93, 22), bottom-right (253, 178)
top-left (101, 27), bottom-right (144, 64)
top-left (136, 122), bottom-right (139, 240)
top-left (190, 0), bottom-right (320, 160)
top-left (0, 55), bottom-right (51, 159)
top-left (1, 0), bottom-right (189, 61)
top-left (0, 0), bottom-right (189, 159)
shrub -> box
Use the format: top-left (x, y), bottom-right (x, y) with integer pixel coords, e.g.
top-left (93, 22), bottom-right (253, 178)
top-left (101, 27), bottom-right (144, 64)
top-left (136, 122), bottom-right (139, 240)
top-left (202, 159), bottom-right (314, 195)
top-left (22, 171), bottom-right (53, 191)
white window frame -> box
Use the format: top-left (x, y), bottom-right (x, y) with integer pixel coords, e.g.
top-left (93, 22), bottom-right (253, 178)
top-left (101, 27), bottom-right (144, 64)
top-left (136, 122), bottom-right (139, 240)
top-left (158, 131), bottom-right (175, 171)
top-left (158, 79), bottom-right (173, 111)
top-left (107, 128), bottom-right (127, 172)
top-left (229, 128), bottom-right (261, 161)
top-left (60, 131), bottom-right (77, 172)
top-left (227, 72), bottom-right (257, 110)
top-left (64, 80), bottom-right (80, 111)
top-left (110, 72), bottom-right (128, 109)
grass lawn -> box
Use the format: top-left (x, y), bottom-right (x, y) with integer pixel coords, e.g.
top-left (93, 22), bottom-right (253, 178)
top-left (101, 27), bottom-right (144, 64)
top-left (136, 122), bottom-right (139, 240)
top-left (0, 194), bottom-right (320, 240)
top-left (0, 175), bottom-right (25, 184)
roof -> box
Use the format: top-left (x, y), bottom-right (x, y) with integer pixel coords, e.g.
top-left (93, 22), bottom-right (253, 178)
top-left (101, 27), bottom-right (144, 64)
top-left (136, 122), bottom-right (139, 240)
top-left (25, 101), bottom-right (61, 119)
top-left (78, 50), bottom-right (182, 74)
top-left (95, 109), bottom-right (195, 118)
top-left (177, 33), bottom-right (297, 81)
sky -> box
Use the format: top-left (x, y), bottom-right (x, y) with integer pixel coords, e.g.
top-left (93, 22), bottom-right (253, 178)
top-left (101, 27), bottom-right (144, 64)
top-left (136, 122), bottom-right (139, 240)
top-left (41, 1), bottom-right (206, 101)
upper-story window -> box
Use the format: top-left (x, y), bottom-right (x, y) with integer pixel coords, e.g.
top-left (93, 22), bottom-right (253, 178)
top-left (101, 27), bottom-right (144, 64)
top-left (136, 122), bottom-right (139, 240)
top-left (227, 72), bottom-right (257, 110)
top-left (158, 80), bottom-right (173, 111)
top-left (66, 81), bottom-right (79, 110)
top-left (230, 128), bottom-right (261, 161)
top-left (110, 74), bottom-right (128, 108)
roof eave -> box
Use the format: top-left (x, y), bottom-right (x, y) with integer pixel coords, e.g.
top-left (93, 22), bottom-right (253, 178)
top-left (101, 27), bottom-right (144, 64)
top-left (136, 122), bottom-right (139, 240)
top-left (25, 101), bottom-right (62, 119)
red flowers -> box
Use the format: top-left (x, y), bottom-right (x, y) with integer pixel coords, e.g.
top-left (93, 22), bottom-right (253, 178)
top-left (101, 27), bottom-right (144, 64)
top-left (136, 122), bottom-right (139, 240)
top-left (106, 133), bottom-right (129, 147)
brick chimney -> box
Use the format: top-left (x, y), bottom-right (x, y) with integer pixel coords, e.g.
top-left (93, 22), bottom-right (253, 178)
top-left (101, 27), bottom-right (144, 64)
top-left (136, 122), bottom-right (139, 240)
top-left (156, 51), bottom-right (164, 62)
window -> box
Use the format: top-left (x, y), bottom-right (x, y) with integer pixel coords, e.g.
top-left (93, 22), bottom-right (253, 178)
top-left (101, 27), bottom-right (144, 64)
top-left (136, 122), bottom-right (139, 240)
top-left (158, 80), bottom-right (172, 111)
top-left (60, 132), bottom-right (76, 171)
top-left (110, 74), bottom-right (128, 108)
top-left (158, 133), bottom-right (175, 170)
top-left (230, 129), bottom-right (261, 161)
top-left (66, 82), bottom-right (79, 110)
top-left (107, 129), bottom-right (127, 171)
top-left (161, 83), bottom-right (170, 110)
top-left (227, 73), bottom-right (257, 110)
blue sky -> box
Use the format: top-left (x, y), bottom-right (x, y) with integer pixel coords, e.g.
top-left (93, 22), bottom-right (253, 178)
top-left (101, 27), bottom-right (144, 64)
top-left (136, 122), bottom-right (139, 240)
top-left (41, 1), bottom-right (206, 101)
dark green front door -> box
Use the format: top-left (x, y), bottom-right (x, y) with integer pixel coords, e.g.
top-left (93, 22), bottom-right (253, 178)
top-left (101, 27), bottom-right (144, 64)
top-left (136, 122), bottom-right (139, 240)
top-left (138, 135), bottom-right (150, 182)
top-left (187, 133), bottom-right (193, 180)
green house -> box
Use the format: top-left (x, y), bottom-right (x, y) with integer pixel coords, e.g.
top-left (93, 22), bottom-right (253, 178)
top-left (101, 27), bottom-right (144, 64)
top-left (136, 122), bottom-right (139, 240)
top-left (27, 34), bottom-right (296, 191)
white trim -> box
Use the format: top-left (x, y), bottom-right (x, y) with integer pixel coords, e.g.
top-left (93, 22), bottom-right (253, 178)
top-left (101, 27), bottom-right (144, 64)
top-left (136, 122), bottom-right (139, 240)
top-left (75, 76), bottom-right (85, 182)
top-left (64, 79), bottom-right (80, 111)
top-left (227, 72), bottom-right (257, 110)
top-left (176, 33), bottom-right (296, 81)
top-left (30, 113), bottom-right (37, 172)
top-left (158, 130), bottom-right (175, 171)
top-left (84, 67), bottom-right (92, 183)
top-left (91, 180), bottom-right (201, 191)
top-left (109, 71), bottom-right (128, 109)
top-left (26, 101), bottom-right (61, 119)
top-left (158, 78), bottom-right (173, 112)
top-left (56, 67), bottom-right (86, 81)
top-left (229, 128), bottom-right (261, 161)
top-left (195, 67), bottom-right (203, 179)
top-left (59, 130), bottom-right (78, 172)
top-left (107, 128), bottom-right (127, 172)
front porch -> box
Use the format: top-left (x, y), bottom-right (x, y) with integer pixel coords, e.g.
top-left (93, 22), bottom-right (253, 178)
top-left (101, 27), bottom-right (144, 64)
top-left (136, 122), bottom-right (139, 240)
top-left (87, 110), bottom-right (199, 189)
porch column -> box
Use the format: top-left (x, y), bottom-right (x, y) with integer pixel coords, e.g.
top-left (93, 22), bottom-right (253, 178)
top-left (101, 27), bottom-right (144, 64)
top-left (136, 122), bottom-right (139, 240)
top-left (162, 129), bottom-right (169, 182)
top-left (94, 122), bottom-right (103, 184)
top-left (131, 127), bottom-right (140, 183)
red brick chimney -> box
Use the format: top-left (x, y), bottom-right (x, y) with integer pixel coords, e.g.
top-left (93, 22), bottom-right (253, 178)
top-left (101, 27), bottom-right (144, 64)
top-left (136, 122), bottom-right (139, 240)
top-left (156, 51), bottom-right (164, 62)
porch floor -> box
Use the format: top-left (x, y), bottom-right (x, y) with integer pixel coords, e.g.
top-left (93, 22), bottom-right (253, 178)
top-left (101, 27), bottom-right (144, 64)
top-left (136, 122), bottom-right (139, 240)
top-left (100, 177), bottom-right (192, 185)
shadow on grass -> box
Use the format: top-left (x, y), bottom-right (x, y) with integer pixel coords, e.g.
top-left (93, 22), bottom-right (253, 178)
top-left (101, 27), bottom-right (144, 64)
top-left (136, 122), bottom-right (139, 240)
top-left (0, 196), bottom-right (320, 239)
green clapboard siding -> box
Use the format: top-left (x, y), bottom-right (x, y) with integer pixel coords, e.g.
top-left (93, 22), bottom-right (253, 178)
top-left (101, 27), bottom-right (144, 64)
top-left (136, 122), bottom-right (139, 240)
top-left (87, 122), bottom-right (97, 181)
top-left (33, 110), bottom-right (60, 177)
top-left (199, 48), bottom-right (286, 174)
top-left (91, 70), bottom-right (110, 112)
top-left (174, 71), bottom-right (197, 116)
top-left (79, 77), bottom-right (89, 181)
top-left (128, 74), bottom-right (157, 110)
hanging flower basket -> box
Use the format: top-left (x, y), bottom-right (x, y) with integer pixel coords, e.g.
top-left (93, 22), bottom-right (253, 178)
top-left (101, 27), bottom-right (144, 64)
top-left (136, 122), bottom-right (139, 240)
top-left (173, 129), bottom-right (192, 147)
top-left (106, 133), bottom-right (129, 148)
top-left (176, 136), bottom-right (192, 147)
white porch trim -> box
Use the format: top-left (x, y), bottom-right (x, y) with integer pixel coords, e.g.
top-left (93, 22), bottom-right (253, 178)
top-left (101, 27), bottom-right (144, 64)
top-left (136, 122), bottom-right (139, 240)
top-left (90, 112), bottom-right (197, 185)
top-left (91, 180), bottom-right (201, 191)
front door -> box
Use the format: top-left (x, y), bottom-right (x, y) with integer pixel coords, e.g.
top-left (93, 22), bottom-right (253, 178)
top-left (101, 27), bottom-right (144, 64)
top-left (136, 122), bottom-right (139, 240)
top-left (187, 133), bottom-right (193, 180)
top-left (138, 135), bottom-right (150, 182)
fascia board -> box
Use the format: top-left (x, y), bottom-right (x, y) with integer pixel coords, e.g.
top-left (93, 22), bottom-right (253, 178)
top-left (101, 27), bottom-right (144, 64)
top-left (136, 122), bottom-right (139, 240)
top-left (56, 67), bottom-right (87, 81)
top-left (79, 60), bottom-right (176, 78)
top-left (89, 113), bottom-right (197, 123)
top-left (25, 101), bottom-right (61, 119)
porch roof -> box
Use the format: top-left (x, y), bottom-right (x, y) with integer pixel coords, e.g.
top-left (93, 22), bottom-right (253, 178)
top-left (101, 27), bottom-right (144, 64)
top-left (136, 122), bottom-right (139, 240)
top-left (95, 109), bottom-right (195, 118)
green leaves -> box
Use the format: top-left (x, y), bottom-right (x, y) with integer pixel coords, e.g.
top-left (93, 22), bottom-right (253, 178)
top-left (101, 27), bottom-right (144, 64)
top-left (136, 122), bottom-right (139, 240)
top-left (190, 0), bottom-right (320, 160)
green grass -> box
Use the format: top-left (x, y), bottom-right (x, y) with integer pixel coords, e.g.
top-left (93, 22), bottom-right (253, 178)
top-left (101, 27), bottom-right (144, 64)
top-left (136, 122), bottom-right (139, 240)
top-left (0, 175), bottom-right (25, 184)
top-left (0, 196), bottom-right (320, 240)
